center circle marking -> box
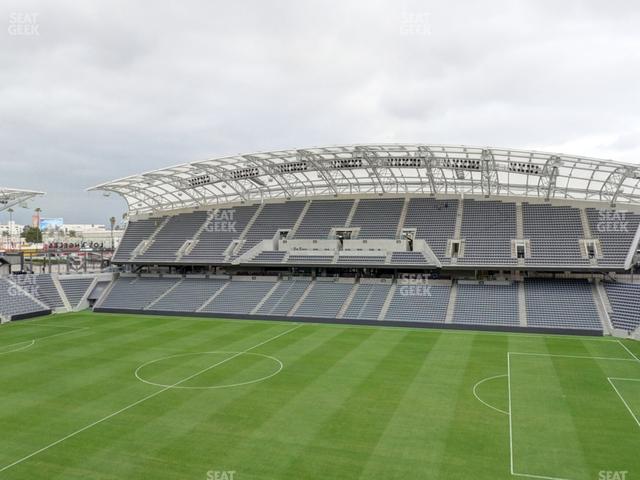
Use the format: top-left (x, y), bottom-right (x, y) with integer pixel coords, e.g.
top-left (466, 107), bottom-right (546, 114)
top-left (134, 351), bottom-right (283, 390)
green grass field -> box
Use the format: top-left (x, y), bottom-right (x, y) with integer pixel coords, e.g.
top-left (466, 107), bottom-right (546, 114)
top-left (0, 312), bottom-right (639, 480)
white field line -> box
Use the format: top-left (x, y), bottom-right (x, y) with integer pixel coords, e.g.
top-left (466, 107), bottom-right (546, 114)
top-left (617, 340), bottom-right (640, 363)
top-left (509, 352), bottom-right (636, 362)
top-left (512, 472), bottom-right (571, 480)
top-left (0, 323), bottom-right (303, 474)
top-left (508, 351), bottom-right (578, 480)
top-left (607, 378), bottom-right (640, 429)
top-left (0, 339), bottom-right (35, 349)
top-left (285, 322), bottom-right (621, 342)
top-left (508, 353), bottom-right (514, 476)
top-left (0, 340), bottom-right (35, 355)
top-left (94, 313), bottom-right (621, 342)
top-left (134, 351), bottom-right (284, 390)
top-left (472, 374), bottom-right (508, 415)
top-left (0, 328), bottom-right (87, 357)
top-left (23, 323), bottom-right (81, 329)
top-left (35, 328), bottom-right (88, 342)
top-left (3, 322), bottom-right (83, 330)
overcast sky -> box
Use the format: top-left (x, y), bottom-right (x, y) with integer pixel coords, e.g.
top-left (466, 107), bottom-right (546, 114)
top-left (1, 0), bottom-right (639, 224)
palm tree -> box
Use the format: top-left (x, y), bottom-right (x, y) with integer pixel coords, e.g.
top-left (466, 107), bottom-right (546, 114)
top-left (34, 207), bottom-right (42, 229)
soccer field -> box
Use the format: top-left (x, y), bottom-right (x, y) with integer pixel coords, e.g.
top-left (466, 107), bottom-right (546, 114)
top-left (0, 312), bottom-right (639, 480)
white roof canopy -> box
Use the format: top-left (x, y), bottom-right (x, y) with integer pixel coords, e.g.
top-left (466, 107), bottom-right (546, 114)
top-left (0, 187), bottom-right (44, 213)
top-left (88, 144), bottom-right (640, 215)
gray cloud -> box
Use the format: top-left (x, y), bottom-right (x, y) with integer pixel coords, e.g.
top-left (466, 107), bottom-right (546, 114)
top-left (0, 0), bottom-right (639, 224)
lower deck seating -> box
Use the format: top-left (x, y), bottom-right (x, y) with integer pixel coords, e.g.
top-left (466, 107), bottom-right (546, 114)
top-left (100, 277), bottom-right (178, 310)
top-left (385, 284), bottom-right (450, 323)
top-left (31, 274), bottom-right (64, 309)
top-left (0, 278), bottom-right (49, 320)
top-left (343, 283), bottom-right (392, 320)
top-left (604, 283), bottom-right (640, 333)
top-left (152, 278), bottom-right (227, 311)
top-left (256, 279), bottom-right (311, 316)
top-left (453, 283), bottom-right (519, 326)
top-left (93, 275), bottom-right (612, 334)
top-left (201, 281), bottom-right (275, 314)
top-left (293, 281), bottom-right (354, 318)
top-left (525, 279), bottom-right (601, 330)
top-left (59, 277), bottom-right (95, 307)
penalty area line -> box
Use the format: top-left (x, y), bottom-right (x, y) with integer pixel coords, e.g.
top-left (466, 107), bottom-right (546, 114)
top-left (608, 377), bottom-right (640, 429)
top-left (0, 323), bottom-right (302, 474)
top-left (617, 340), bottom-right (640, 363)
top-left (508, 351), bottom-right (636, 362)
top-left (508, 352), bottom-right (572, 480)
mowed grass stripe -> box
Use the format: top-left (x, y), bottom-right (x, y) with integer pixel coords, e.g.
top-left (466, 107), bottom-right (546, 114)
top-left (0, 320), bottom-right (263, 468)
top-left (512, 349), bottom-right (594, 478)
top-left (0, 319), bottom-right (258, 432)
top-left (547, 337), bottom-right (640, 478)
top-left (204, 327), bottom-right (402, 479)
top-left (434, 333), bottom-right (510, 479)
top-left (0, 312), bottom-right (639, 480)
top-left (508, 350), bottom-right (639, 479)
top-left (47, 323), bottom-right (315, 480)
top-left (268, 330), bottom-right (437, 479)
top-left (107, 323), bottom-right (330, 479)
top-left (0, 321), bottom-right (303, 477)
top-left (355, 330), bottom-right (464, 479)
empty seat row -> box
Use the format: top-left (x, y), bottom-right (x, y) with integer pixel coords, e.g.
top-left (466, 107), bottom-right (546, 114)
top-left (587, 208), bottom-right (640, 267)
top-left (137, 211), bottom-right (209, 262)
top-left (604, 283), bottom-right (640, 332)
top-left (453, 283), bottom-right (519, 326)
top-left (183, 205), bottom-right (260, 263)
top-left (113, 218), bottom-right (162, 262)
top-left (404, 198), bottom-right (458, 262)
top-left (524, 279), bottom-right (601, 330)
top-left (349, 198), bottom-right (405, 239)
top-left (293, 281), bottom-right (354, 318)
top-left (0, 278), bottom-right (49, 320)
top-left (343, 283), bottom-right (391, 320)
top-left (294, 199), bottom-right (354, 238)
top-left (460, 199), bottom-right (517, 264)
top-left (385, 284), bottom-right (451, 323)
top-left (58, 277), bottom-right (95, 307)
top-left (523, 203), bottom-right (588, 265)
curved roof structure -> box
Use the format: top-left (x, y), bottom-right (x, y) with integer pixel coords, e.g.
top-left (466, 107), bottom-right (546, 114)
top-left (0, 187), bottom-right (44, 213)
top-left (88, 144), bottom-right (640, 215)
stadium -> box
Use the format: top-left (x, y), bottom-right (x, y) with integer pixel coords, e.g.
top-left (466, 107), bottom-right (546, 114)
top-left (1, 144), bottom-right (640, 479)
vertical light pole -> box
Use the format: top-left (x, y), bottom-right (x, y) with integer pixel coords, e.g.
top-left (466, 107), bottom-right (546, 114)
top-left (109, 216), bottom-right (116, 250)
top-left (7, 208), bottom-right (13, 248)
